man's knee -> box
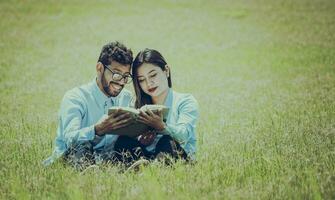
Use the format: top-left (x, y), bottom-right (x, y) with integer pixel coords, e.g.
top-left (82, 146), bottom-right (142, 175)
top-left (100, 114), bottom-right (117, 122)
top-left (63, 141), bottom-right (94, 169)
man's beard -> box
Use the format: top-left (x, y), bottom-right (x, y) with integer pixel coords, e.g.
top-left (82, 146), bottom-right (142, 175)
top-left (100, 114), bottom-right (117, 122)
top-left (101, 75), bottom-right (123, 97)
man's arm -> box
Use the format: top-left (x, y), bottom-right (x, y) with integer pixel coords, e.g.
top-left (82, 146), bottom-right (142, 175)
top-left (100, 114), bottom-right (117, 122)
top-left (59, 94), bottom-right (95, 148)
top-left (59, 94), bottom-right (133, 147)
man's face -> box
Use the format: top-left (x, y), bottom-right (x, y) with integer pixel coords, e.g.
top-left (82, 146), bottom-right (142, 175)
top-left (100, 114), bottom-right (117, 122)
top-left (100, 61), bottom-right (131, 97)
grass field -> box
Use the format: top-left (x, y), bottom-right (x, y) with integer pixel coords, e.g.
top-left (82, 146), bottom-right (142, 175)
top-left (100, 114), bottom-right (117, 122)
top-left (1, 0), bottom-right (334, 199)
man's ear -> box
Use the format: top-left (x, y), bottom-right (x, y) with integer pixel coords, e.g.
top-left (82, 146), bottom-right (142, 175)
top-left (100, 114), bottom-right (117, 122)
top-left (164, 65), bottom-right (170, 77)
top-left (96, 62), bottom-right (104, 77)
top-left (96, 62), bottom-right (104, 72)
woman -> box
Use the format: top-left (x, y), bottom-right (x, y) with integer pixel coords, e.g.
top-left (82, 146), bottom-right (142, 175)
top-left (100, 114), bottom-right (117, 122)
top-left (132, 48), bottom-right (199, 161)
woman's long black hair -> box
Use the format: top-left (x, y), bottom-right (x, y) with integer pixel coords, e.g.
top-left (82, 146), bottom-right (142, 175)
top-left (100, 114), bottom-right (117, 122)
top-left (132, 48), bottom-right (172, 108)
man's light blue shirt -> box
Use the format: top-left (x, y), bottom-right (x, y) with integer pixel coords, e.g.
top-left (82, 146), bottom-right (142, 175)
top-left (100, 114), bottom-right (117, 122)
top-left (146, 89), bottom-right (199, 160)
top-left (43, 78), bottom-right (132, 166)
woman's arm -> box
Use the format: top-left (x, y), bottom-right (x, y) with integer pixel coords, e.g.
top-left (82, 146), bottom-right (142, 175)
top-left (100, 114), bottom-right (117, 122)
top-left (137, 95), bottom-right (199, 145)
top-left (160, 96), bottom-right (199, 145)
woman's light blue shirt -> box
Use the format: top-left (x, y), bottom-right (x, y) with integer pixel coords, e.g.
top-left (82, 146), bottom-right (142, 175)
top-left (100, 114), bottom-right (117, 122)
top-left (147, 88), bottom-right (199, 160)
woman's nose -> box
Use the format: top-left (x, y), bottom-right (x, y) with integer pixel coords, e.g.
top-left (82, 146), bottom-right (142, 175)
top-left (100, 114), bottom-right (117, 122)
top-left (148, 79), bottom-right (154, 87)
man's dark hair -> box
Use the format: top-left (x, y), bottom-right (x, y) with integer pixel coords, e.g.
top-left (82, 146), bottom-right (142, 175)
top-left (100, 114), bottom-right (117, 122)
top-left (98, 41), bottom-right (133, 66)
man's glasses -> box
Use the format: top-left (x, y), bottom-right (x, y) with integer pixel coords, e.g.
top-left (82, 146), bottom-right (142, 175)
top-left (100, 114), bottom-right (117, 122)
top-left (103, 64), bottom-right (132, 84)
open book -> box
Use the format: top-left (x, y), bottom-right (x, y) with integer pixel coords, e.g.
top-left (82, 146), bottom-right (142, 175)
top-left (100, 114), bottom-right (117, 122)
top-left (106, 105), bottom-right (169, 138)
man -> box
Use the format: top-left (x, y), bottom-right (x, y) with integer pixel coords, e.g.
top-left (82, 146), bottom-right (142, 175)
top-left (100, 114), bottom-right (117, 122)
top-left (43, 41), bottom-right (143, 169)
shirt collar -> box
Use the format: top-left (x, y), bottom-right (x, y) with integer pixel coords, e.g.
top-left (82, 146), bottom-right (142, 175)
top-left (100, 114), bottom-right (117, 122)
top-left (92, 77), bottom-right (116, 105)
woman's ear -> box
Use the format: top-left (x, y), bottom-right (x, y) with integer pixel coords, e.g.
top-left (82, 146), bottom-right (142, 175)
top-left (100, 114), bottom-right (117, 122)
top-left (164, 65), bottom-right (170, 77)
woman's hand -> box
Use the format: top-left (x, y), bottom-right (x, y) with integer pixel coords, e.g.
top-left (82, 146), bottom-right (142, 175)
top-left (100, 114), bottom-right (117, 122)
top-left (138, 130), bottom-right (156, 146)
top-left (138, 109), bottom-right (165, 131)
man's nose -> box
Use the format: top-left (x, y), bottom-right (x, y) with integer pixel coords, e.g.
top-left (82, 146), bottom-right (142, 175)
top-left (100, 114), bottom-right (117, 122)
top-left (113, 79), bottom-right (125, 86)
top-left (119, 80), bottom-right (126, 86)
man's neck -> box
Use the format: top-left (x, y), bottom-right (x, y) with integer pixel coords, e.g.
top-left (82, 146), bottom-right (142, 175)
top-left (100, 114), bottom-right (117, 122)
top-left (152, 89), bottom-right (169, 105)
top-left (96, 78), bottom-right (110, 97)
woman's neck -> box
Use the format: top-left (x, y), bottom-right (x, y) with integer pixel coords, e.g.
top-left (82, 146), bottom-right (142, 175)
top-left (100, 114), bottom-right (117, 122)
top-left (152, 89), bottom-right (169, 105)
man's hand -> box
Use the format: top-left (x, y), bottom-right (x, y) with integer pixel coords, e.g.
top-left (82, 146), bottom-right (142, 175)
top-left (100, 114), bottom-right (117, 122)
top-left (137, 109), bottom-right (165, 131)
top-left (94, 109), bottom-right (132, 136)
top-left (138, 130), bottom-right (156, 146)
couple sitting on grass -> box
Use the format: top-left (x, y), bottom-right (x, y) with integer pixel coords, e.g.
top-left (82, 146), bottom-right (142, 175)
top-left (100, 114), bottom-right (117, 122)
top-left (43, 41), bottom-right (199, 171)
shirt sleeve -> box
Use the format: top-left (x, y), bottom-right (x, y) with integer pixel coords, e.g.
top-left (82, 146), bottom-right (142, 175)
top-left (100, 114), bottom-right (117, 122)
top-left (161, 95), bottom-right (199, 144)
top-left (58, 92), bottom-right (95, 148)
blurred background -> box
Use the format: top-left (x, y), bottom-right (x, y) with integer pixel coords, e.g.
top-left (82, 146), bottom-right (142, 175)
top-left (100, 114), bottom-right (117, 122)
top-left (0, 0), bottom-right (334, 199)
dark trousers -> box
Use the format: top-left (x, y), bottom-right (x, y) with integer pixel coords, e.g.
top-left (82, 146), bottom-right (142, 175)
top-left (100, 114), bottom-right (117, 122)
top-left (114, 135), bottom-right (188, 162)
top-left (63, 135), bottom-right (189, 170)
top-left (113, 136), bottom-right (150, 165)
top-left (154, 135), bottom-right (188, 163)
top-left (63, 142), bottom-right (95, 170)
top-left (63, 141), bottom-right (120, 170)
top-left (63, 136), bottom-right (150, 170)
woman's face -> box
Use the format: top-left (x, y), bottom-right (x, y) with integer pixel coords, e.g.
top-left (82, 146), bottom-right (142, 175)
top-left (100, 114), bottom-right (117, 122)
top-left (137, 63), bottom-right (169, 97)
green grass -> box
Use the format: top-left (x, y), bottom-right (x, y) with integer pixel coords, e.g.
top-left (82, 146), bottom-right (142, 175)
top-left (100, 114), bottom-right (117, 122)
top-left (1, 0), bottom-right (334, 199)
